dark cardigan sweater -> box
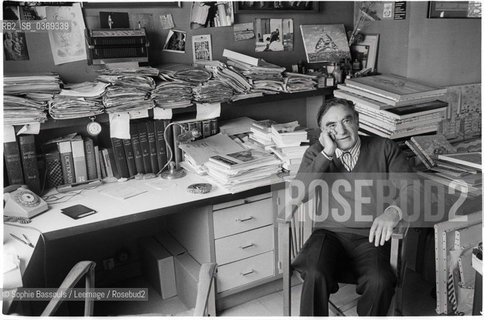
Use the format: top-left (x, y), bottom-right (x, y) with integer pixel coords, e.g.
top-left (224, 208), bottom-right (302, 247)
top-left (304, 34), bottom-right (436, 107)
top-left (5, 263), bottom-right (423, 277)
top-left (294, 135), bottom-right (416, 236)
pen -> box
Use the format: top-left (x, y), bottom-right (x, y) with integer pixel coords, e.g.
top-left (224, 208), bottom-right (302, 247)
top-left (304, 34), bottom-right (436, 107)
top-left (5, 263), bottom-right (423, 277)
top-left (10, 233), bottom-right (34, 248)
top-left (22, 234), bottom-right (34, 248)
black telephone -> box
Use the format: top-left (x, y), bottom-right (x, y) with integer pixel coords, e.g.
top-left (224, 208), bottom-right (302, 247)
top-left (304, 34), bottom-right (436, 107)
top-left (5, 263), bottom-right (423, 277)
top-left (4, 185), bottom-right (48, 218)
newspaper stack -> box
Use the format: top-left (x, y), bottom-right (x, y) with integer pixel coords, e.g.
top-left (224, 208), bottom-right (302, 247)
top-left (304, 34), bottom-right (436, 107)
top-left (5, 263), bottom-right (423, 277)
top-left (192, 80), bottom-right (234, 103)
top-left (4, 95), bottom-right (48, 125)
top-left (204, 148), bottom-right (282, 193)
top-left (4, 74), bottom-right (62, 125)
top-left (151, 81), bottom-right (193, 109)
top-left (49, 82), bottom-right (108, 119)
top-left (205, 62), bottom-right (252, 94)
top-left (97, 70), bottom-right (156, 113)
top-left (284, 72), bottom-right (317, 93)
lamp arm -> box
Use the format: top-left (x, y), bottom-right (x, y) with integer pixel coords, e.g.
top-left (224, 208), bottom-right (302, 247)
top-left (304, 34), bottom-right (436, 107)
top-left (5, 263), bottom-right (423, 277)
top-left (157, 121), bottom-right (177, 175)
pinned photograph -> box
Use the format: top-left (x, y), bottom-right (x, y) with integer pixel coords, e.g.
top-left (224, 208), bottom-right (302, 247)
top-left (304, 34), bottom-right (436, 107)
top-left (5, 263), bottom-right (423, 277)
top-left (190, 1), bottom-right (234, 29)
top-left (160, 13), bottom-right (174, 29)
top-left (192, 34), bottom-right (212, 63)
top-left (4, 31), bottom-right (29, 61)
top-left (163, 29), bottom-right (186, 53)
top-left (255, 18), bottom-right (293, 52)
top-left (233, 22), bottom-right (255, 41)
top-left (300, 24), bottom-right (351, 63)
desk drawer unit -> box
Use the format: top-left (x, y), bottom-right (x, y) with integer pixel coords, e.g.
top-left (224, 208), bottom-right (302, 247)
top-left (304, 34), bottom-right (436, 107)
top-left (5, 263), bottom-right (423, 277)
top-left (215, 225), bottom-right (274, 265)
top-left (213, 194), bottom-right (273, 239)
top-left (216, 251), bottom-right (275, 292)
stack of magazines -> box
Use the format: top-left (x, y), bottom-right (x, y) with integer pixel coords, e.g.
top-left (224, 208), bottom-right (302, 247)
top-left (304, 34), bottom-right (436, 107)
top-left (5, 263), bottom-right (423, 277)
top-left (97, 70), bottom-right (156, 113)
top-left (204, 148), bottom-right (282, 193)
top-left (49, 82), bottom-right (108, 119)
top-left (4, 74), bottom-right (62, 125)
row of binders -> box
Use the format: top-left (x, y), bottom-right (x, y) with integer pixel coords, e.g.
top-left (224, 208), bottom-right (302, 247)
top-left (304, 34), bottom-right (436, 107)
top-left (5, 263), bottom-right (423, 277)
top-left (334, 74), bottom-right (448, 140)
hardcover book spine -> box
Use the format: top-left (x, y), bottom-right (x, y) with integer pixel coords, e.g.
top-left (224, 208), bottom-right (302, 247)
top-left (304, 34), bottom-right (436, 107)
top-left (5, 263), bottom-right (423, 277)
top-left (94, 145), bottom-right (102, 179)
top-left (99, 148), bottom-right (109, 178)
top-left (57, 140), bottom-right (75, 184)
top-left (153, 120), bottom-right (168, 172)
top-left (71, 139), bottom-right (88, 183)
top-left (122, 138), bottom-right (137, 176)
top-left (410, 137), bottom-right (436, 167)
top-left (107, 147), bottom-right (119, 178)
top-left (111, 138), bottom-right (130, 178)
top-left (84, 137), bottom-right (97, 180)
top-left (202, 120), bottom-right (211, 138)
top-left (138, 122), bottom-right (153, 173)
top-left (45, 150), bottom-right (64, 188)
top-left (4, 140), bottom-right (25, 185)
top-left (210, 118), bottom-right (219, 135)
top-left (146, 121), bottom-right (160, 174)
top-left (130, 124), bottom-right (145, 174)
top-left (18, 135), bottom-right (41, 194)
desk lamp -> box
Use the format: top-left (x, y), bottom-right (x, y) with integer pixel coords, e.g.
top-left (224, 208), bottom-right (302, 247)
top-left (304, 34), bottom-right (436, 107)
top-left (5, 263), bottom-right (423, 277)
top-left (159, 122), bottom-right (201, 180)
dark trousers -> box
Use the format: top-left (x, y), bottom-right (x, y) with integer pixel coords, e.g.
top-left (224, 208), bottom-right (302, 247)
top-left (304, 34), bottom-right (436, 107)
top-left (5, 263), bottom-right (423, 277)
top-left (292, 229), bottom-right (397, 316)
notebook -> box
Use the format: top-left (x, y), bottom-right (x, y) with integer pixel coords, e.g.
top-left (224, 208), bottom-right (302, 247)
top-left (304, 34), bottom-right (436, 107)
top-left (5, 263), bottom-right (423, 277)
top-left (61, 204), bottom-right (97, 219)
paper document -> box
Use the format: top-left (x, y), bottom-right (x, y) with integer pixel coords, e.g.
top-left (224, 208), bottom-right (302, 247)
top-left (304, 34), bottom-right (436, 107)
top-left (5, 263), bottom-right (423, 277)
top-left (109, 113), bottom-right (130, 139)
top-left (178, 134), bottom-right (244, 166)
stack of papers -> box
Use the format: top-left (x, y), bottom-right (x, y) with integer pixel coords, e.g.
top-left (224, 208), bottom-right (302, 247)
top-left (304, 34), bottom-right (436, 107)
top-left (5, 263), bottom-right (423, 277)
top-left (192, 80), bottom-right (234, 103)
top-left (207, 63), bottom-right (252, 94)
top-left (249, 119), bottom-right (277, 149)
top-left (204, 148), bottom-right (282, 192)
top-left (49, 82), bottom-right (108, 119)
top-left (4, 95), bottom-right (48, 125)
top-left (4, 74), bottom-right (62, 125)
top-left (271, 121), bottom-right (309, 147)
top-left (152, 81), bottom-right (193, 109)
top-left (284, 72), bottom-right (317, 93)
top-left (97, 69), bottom-right (156, 113)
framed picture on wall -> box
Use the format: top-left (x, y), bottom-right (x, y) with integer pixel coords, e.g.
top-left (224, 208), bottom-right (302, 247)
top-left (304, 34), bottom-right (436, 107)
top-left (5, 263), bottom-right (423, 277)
top-left (300, 24), bottom-right (351, 63)
top-left (427, 1), bottom-right (481, 18)
top-left (350, 34), bottom-right (379, 72)
top-left (235, 1), bottom-right (319, 13)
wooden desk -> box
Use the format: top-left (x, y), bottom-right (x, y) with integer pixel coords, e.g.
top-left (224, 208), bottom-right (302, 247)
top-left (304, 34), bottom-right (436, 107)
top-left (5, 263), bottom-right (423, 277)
top-left (3, 172), bottom-right (285, 315)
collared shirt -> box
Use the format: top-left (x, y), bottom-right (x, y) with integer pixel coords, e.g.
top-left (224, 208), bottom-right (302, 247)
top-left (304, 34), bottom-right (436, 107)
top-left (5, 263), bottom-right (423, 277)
top-left (335, 137), bottom-right (361, 171)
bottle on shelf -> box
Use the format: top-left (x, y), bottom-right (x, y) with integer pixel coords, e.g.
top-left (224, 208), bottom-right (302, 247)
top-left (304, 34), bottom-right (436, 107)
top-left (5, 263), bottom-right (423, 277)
top-left (333, 63), bottom-right (343, 84)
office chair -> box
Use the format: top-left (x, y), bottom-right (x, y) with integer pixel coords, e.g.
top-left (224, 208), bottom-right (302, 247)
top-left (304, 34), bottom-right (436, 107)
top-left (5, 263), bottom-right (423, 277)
top-left (279, 194), bottom-right (409, 316)
top-left (41, 261), bottom-right (96, 316)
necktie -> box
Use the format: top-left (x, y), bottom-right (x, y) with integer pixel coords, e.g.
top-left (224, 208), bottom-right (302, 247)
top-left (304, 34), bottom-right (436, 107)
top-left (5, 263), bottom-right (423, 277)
top-left (341, 152), bottom-right (353, 171)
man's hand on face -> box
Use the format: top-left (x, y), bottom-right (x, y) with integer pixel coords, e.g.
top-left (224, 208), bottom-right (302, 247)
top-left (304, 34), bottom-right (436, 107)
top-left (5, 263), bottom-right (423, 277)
top-left (319, 128), bottom-right (337, 157)
top-left (369, 208), bottom-right (401, 247)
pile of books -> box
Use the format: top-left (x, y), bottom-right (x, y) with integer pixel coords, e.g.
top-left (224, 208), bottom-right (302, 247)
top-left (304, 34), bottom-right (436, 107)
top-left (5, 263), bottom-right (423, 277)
top-left (49, 81), bottom-right (108, 119)
top-left (335, 74), bottom-right (448, 139)
top-left (406, 134), bottom-right (482, 195)
top-left (249, 119), bottom-right (277, 149)
top-left (268, 121), bottom-right (309, 176)
top-left (204, 148), bottom-right (282, 193)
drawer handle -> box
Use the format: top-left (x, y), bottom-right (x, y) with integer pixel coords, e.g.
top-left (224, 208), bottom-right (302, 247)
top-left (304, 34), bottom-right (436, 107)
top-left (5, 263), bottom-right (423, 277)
top-left (236, 216), bottom-right (254, 222)
top-left (240, 269), bottom-right (255, 276)
top-left (240, 243), bottom-right (255, 249)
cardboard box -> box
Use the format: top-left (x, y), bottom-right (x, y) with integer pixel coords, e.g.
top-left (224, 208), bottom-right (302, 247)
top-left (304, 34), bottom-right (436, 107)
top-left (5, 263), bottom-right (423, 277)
top-left (139, 237), bottom-right (177, 299)
top-left (158, 232), bottom-right (201, 309)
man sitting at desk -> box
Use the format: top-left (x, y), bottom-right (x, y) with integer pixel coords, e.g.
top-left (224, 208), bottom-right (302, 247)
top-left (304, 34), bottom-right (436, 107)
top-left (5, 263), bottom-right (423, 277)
top-left (292, 98), bottom-right (416, 316)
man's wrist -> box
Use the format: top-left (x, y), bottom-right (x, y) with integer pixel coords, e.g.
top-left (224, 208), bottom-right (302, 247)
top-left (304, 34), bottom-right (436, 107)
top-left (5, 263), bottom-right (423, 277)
top-left (321, 149), bottom-right (334, 160)
top-left (385, 205), bottom-right (403, 222)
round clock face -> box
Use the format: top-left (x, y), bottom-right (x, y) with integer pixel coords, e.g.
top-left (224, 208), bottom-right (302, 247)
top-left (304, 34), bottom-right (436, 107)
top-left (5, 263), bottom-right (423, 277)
top-left (87, 121), bottom-right (102, 136)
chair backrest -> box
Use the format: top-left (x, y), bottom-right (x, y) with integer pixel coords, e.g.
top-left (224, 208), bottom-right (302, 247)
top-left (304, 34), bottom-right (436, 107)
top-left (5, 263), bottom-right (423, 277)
top-left (41, 261), bottom-right (96, 317)
top-left (289, 197), bottom-right (316, 263)
top-left (193, 263), bottom-right (217, 317)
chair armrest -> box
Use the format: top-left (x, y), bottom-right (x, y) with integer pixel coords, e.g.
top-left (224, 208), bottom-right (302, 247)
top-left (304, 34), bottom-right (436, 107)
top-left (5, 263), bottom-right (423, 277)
top-left (391, 220), bottom-right (410, 240)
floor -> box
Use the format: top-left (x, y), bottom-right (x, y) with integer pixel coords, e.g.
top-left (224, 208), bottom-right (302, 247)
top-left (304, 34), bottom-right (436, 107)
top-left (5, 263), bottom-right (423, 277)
top-left (93, 268), bottom-right (439, 317)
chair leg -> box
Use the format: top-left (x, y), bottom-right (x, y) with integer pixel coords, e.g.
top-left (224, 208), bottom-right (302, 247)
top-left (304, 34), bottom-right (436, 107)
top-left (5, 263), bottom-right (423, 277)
top-left (329, 299), bottom-right (346, 316)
